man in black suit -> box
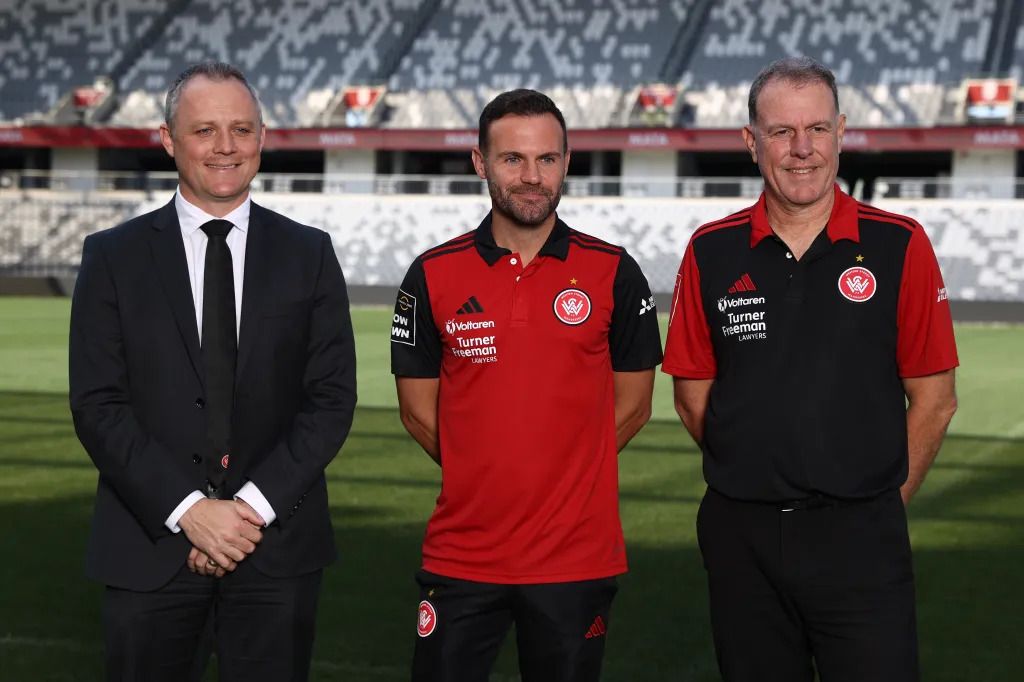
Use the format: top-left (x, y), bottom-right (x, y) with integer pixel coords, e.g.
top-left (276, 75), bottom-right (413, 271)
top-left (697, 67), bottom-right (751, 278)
top-left (69, 62), bottom-right (356, 681)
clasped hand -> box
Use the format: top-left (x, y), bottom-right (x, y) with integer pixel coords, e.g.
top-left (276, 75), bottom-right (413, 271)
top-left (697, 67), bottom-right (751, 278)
top-left (179, 498), bottom-right (265, 577)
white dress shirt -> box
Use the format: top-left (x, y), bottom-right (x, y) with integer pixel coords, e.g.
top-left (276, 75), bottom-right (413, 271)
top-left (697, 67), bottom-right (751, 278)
top-left (164, 190), bottom-right (277, 532)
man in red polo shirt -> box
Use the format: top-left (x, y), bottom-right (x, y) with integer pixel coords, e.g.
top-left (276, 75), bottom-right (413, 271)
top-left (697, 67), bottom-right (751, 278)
top-left (664, 57), bottom-right (958, 681)
top-left (391, 89), bottom-right (663, 682)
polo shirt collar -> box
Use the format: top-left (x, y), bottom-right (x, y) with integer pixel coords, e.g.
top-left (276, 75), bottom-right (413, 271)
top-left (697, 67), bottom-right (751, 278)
top-left (474, 211), bottom-right (572, 265)
top-left (749, 184), bottom-right (860, 247)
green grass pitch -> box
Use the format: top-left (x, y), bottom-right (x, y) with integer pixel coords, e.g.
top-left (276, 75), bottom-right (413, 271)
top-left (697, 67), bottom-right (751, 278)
top-left (1, 297), bottom-right (1022, 681)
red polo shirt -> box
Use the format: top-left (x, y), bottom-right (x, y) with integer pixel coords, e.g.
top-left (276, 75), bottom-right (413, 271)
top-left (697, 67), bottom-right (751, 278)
top-left (392, 212), bottom-right (663, 583)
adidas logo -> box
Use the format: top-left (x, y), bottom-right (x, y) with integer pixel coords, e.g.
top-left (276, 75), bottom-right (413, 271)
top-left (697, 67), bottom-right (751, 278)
top-left (728, 273), bottom-right (757, 294)
top-left (584, 615), bottom-right (607, 639)
top-left (456, 296), bottom-right (484, 315)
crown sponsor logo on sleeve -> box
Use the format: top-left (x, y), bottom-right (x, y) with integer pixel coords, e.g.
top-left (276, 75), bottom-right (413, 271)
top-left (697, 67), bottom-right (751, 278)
top-left (391, 289), bottom-right (416, 345)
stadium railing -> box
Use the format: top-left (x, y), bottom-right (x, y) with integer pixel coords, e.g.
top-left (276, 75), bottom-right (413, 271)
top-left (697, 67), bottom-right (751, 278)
top-left (875, 176), bottom-right (1024, 200)
top-left (1, 170), bottom-right (768, 200)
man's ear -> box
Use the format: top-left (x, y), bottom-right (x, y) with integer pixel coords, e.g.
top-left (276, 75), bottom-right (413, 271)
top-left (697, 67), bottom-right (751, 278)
top-left (471, 147), bottom-right (487, 180)
top-left (741, 125), bottom-right (757, 164)
top-left (159, 124), bottom-right (175, 159)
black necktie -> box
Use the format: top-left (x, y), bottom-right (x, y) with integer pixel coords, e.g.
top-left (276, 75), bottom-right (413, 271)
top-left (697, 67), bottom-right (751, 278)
top-left (200, 219), bottom-right (236, 492)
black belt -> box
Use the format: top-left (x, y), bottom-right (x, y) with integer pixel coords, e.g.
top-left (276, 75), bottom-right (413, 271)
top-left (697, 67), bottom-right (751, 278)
top-left (778, 492), bottom-right (886, 512)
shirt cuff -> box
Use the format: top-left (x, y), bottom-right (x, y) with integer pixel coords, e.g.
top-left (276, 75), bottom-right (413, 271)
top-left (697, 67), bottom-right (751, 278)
top-left (235, 482), bottom-right (276, 527)
top-left (165, 491), bottom-right (206, 533)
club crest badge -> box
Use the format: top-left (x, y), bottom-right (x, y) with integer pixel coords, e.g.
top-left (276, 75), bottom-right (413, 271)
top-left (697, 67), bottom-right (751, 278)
top-left (417, 600), bottom-right (437, 637)
top-left (553, 288), bottom-right (592, 325)
top-left (838, 266), bottom-right (877, 302)
top-left (221, 454), bottom-right (230, 469)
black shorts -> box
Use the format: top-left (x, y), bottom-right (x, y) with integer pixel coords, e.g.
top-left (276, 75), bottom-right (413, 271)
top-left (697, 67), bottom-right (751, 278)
top-left (411, 570), bottom-right (618, 682)
top-left (697, 487), bottom-right (919, 682)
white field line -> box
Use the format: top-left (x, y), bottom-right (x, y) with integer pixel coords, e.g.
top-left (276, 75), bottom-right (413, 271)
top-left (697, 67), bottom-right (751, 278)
top-left (0, 634), bottom-right (92, 651)
top-left (0, 634), bottom-right (524, 681)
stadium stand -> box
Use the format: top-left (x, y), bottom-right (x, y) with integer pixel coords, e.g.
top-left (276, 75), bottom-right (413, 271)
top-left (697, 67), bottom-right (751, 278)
top-left (1012, 19), bottom-right (1024, 85)
top-left (0, 0), bottom-right (166, 123)
top-left (679, 0), bottom-right (998, 127)
top-left (2, 2), bottom-right (1024, 311)
top-left (237, 194), bottom-right (1024, 302)
top-left (0, 191), bottom-right (153, 274)
top-left (112, 0), bottom-right (428, 127)
top-left (891, 200), bottom-right (1024, 301)
top-left (3, 190), bottom-right (1022, 302)
top-left (385, 0), bottom-right (696, 128)
top-left (4, 0), bottom-right (1016, 128)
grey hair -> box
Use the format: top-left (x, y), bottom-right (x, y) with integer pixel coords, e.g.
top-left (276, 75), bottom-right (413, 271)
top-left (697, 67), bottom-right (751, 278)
top-left (748, 56), bottom-right (839, 124)
top-left (164, 61), bottom-right (263, 130)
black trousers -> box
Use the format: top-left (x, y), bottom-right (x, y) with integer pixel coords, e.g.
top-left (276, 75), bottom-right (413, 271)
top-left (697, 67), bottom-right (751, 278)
top-left (697, 487), bottom-right (919, 682)
top-left (412, 570), bottom-right (618, 682)
top-left (102, 560), bottom-right (322, 682)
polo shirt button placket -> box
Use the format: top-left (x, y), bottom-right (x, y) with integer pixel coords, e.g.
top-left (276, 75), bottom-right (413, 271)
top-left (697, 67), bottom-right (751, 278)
top-left (785, 248), bottom-right (802, 301)
top-left (510, 254), bottom-right (528, 324)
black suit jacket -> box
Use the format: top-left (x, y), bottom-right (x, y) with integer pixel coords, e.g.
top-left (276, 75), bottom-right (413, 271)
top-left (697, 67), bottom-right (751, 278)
top-left (69, 199), bottom-right (356, 591)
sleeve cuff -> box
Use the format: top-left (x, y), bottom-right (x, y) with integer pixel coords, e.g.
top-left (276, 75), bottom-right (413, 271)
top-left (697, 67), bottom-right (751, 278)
top-left (235, 482), bottom-right (276, 526)
top-left (165, 491), bottom-right (205, 533)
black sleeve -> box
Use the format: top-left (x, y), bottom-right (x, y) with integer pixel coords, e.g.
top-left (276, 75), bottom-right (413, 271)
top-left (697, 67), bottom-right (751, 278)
top-left (69, 233), bottom-right (195, 537)
top-left (609, 250), bottom-right (664, 371)
top-left (390, 257), bottom-right (442, 377)
top-left (247, 231), bottom-right (357, 523)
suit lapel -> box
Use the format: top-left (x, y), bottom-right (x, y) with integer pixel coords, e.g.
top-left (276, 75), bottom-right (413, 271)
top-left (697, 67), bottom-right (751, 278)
top-left (236, 203), bottom-right (271, 384)
top-left (149, 200), bottom-right (204, 389)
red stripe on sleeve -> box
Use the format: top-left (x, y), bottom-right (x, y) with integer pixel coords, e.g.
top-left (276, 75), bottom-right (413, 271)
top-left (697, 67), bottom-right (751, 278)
top-left (896, 226), bottom-right (959, 377)
top-left (662, 242), bottom-right (717, 378)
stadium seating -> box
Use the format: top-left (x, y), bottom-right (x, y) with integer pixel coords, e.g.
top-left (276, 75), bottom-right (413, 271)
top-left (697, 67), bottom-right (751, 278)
top-left (1013, 22), bottom-right (1024, 85)
top-left (888, 200), bottom-right (1024, 301)
top-left (113, 0), bottom-right (427, 127)
top-left (4, 190), bottom-right (1021, 302)
top-left (288, 194), bottom-right (1024, 301)
top-left (0, 0), bottom-right (165, 123)
top-left (385, 0), bottom-right (694, 128)
top-left (680, 0), bottom-right (996, 127)
top-left (0, 191), bottom-right (152, 273)
top-left (3, 0), bottom-right (1009, 128)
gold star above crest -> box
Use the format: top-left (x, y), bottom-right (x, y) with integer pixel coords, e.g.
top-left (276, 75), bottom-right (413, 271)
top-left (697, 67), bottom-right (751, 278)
top-left (855, 255), bottom-right (864, 262)
top-left (569, 277), bottom-right (578, 285)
